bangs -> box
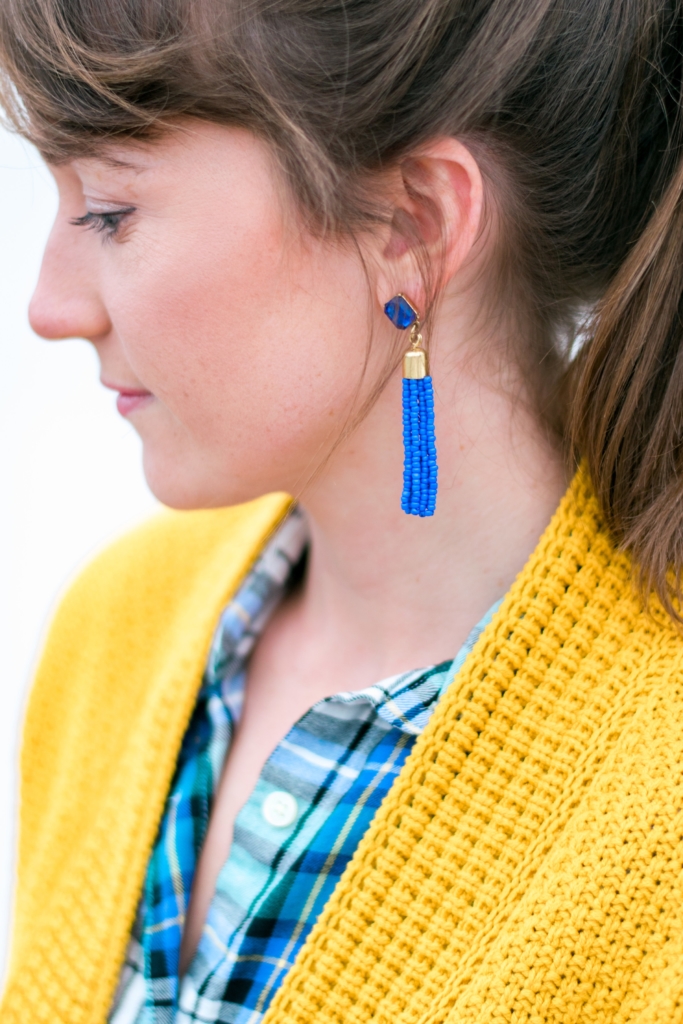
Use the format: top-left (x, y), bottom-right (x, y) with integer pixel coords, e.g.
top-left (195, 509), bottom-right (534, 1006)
top-left (0, 0), bottom-right (266, 160)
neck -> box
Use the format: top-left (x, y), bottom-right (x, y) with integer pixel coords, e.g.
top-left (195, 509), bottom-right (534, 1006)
top-left (295, 345), bottom-right (568, 686)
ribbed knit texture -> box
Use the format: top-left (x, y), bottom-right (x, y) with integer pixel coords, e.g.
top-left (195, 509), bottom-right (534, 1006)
top-left (2, 493), bottom-right (293, 1023)
top-left (2, 470), bottom-right (683, 1023)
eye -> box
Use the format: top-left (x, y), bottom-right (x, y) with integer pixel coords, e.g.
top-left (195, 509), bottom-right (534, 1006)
top-left (70, 206), bottom-right (136, 239)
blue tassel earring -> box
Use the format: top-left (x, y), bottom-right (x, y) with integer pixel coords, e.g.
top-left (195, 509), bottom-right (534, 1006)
top-left (384, 294), bottom-right (438, 517)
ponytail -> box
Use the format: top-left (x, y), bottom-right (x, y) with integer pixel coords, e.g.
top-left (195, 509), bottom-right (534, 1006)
top-left (571, 157), bottom-right (683, 621)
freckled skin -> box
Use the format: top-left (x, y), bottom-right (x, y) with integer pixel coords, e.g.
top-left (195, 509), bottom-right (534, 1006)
top-left (31, 123), bottom-right (385, 509)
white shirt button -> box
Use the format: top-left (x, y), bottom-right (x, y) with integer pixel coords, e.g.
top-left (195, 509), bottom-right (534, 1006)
top-left (261, 790), bottom-right (298, 828)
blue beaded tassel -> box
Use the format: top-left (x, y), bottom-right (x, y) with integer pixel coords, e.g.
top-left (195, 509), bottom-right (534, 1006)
top-left (401, 376), bottom-right (437, 516)
top-left (384, 294), bottom-right (438, 517)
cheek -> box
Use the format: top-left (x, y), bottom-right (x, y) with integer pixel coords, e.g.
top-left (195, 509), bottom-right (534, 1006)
top-left (105, 212), bottom-right (374, 491)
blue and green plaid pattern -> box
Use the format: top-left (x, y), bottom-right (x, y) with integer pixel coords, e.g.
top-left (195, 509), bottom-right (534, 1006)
top-left (109, 508), bottom-right (498, 1024)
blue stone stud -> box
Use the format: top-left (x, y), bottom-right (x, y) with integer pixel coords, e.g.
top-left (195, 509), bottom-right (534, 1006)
top-left (384, 293), bottom-right (419, 330)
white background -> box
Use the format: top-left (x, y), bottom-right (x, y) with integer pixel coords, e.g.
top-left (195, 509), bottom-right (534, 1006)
top-left (0, 127), bottom-right (158, 980)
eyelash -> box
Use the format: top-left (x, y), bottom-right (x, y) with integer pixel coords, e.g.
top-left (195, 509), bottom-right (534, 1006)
top-left (70, 207), bottom-right (136, 239)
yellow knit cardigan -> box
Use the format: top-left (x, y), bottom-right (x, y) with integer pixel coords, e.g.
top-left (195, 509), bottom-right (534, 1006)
top-left (3, 470), bottom-right (683, 1023)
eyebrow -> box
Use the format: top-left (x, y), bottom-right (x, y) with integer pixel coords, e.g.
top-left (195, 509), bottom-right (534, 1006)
top-left (98, 154), bottom-right (147, 171)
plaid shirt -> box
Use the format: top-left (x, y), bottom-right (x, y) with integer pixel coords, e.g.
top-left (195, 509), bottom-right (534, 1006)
top-left (109, 508), bottom-right (498, 1024)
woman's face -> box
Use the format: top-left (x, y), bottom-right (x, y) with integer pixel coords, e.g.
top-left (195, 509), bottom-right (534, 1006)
top-left (30, 121), bottom-right (390, 508)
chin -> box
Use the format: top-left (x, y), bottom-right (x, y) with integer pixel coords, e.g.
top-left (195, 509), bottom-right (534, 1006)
top-left (141, 449), bottom-right (278, 511)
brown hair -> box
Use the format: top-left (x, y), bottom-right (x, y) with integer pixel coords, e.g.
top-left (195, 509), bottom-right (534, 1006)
top-left (1, 0), bottom-right (683, 615)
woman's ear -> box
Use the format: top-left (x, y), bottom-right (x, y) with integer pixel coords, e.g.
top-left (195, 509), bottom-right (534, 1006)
top-left (375, 138), bottom-right (484, 315)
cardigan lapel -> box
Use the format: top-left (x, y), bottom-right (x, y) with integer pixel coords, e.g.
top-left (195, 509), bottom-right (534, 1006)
top-left (260, 468), bottom-right (683, 1024)
top-left (3, 492), bottom-right (292, 1024)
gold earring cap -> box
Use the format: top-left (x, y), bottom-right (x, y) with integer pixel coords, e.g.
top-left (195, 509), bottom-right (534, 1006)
top-left (403, 348), bottom-right (428, 378)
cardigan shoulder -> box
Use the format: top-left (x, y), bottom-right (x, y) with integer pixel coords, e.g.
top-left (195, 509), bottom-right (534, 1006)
top-left (26, 490), bottom-right (292, 709)
top-left (20, 490), bottom-right (292, 758)
top-left (42, 491), bottom-right (293, 647)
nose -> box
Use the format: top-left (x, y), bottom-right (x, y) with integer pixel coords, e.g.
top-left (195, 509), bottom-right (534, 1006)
top-left (28, 219), bottom-right (111, 342)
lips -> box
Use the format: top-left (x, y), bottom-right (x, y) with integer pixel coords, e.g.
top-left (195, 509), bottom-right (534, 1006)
top-left (115, 391), bottom-right (154, 417)
top-left (101, 380), bottom-right (154, 418)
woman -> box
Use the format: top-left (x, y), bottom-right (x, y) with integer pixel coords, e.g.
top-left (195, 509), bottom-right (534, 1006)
top-left (1, 0), bottom-right (682, 1021)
